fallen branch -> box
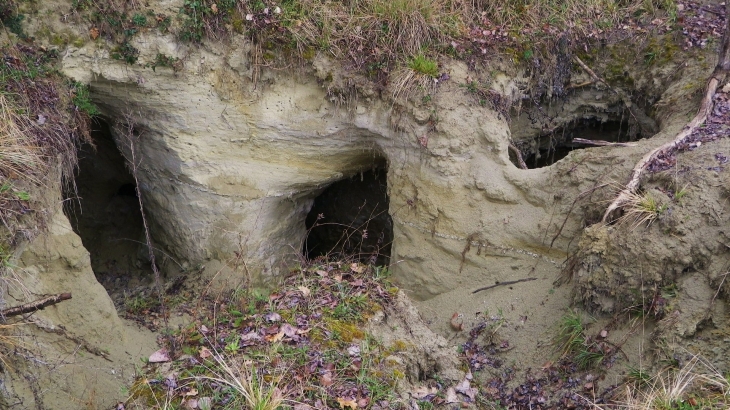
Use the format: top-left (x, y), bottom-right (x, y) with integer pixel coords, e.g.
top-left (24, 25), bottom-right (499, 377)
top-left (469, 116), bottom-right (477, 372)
top-left (572, 138), bottom-right (636, 147)
top-left (472, 277), bottom-right (537, 294)
top-left (602, 1), bottom-right (730, 223)
top-left (1, 293), bottom-right (72, 319)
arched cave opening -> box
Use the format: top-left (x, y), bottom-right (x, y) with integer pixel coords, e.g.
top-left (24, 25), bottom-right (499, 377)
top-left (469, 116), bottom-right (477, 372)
top-left (516, 116), bottom-right (644, 168)
top-left (64, 118), bottom-right (152, 299)
top-left (303, 168), bottom-right (393, 266)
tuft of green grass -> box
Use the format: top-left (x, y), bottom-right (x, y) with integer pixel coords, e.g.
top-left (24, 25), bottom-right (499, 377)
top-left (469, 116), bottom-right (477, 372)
top-left (554, 311), bottom-right (586, 357)
top-left (627, 366), bottom-right (653, 387)
top-left (408, 54), bottom-right (439, 77)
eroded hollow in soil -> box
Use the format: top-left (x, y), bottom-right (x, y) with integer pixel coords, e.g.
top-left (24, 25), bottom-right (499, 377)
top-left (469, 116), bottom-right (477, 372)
top-left (522, 116), bottom-right (644, 168)
top-left (304, 168), bottom-right (393, 265)
top-left (64, 118), bottom-right (153, 299)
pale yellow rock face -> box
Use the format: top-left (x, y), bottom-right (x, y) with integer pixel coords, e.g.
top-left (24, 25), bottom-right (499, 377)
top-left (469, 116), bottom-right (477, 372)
top-left (58, 33), bottom-right (565, 299)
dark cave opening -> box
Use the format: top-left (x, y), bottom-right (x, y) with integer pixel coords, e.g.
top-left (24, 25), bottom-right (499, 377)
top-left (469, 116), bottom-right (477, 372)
top-left (304, 169), bottom-right (393, 266)
top-left (64, 118), bottom-right (152, 297)
top-left (518, 116), bottom-right (645, 169)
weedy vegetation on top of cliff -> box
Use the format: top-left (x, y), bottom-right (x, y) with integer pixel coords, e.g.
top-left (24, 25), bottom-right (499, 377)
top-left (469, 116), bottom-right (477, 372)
top-left (57, 0), bottom-right (684, 96)
top-left (0, 44), bottom-right (93, 244)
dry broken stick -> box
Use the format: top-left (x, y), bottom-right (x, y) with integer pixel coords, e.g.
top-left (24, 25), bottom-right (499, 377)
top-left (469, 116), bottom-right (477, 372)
top-left (0, 293), bottom-right (72, 319)
top-left (472, 278), bottom-right (537, 294)
top-left (572, 138), bottom-right (636, 147)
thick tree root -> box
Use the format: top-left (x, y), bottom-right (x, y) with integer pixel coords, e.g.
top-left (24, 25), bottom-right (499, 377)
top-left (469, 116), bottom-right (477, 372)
top-left (602, 73), bottom-right (726, 223)
top-left (602, 1), bottom-right (730, 223)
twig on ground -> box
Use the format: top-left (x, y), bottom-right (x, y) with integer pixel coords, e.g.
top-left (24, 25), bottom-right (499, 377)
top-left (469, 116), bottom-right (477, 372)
top-left (472, 277), bottom-right (537, 294)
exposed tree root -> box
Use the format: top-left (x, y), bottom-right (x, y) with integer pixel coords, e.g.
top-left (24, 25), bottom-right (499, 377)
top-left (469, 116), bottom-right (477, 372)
top-left (509, 140), bottom-right (528, 169)
top-left (602, 2), bottom-right (730, 223)
top-left (0, 293), bottom-right (72, 319)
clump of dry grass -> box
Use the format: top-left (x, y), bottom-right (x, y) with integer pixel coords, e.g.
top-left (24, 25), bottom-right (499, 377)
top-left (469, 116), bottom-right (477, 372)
top-left (593, 355), bottom-right (730, 409)
top-left (616, 190), bottom-right (667, 229)
top-left (0, 94), bottom-right (43, 183)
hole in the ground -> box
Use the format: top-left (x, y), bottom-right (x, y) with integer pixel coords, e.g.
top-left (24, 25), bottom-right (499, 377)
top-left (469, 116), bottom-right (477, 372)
top-left (304, 168), bottom-right (393, 265)
top-left (518, 116), bottom-right (644, 168)
top-left (64, 118), bottom-right (153, 303)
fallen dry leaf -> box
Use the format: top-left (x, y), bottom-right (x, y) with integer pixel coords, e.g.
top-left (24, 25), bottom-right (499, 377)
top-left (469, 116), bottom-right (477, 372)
top-left (298, 286), bottom-right (311, 297)
top-left (265, 331), bottom-right (284, 343)
top-left (199, 346), bottom-right (212, 359)
top-left (320, 370), bottom-right (334, 387)
top-left (411, 385), bottom-right (438, 399)
top-left (89, 27), bottom-right (100, 39)
top-left (455, 379), bottom-right (478, 400)
top-left (336, 397), bottom-right (358, 410)
top-left (350, 263), bottom-right (364, 273)
top-left (148, 348), bottom-right (170, 363)
top-left (445, 387), bottom-right (459, 404)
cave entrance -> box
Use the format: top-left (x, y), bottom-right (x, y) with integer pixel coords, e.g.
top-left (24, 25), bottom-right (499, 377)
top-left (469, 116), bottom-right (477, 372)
top-left (304, 168), bottom-right (393, 266)
top-left (64, 118), bottom-right (152, 302)
top-left (520, 116), bottom-right (644, 168)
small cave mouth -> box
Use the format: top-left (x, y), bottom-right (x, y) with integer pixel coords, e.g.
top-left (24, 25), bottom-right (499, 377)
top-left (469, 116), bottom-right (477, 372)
top-left (64, 118), bottom-right (152, 303)
top-left (515, 116), bottom-right (645, 169)
top-left (304, 168), bottom-right (393, 266)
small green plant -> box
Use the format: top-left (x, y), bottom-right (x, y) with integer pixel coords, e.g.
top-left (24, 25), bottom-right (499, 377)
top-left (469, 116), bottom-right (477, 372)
top-left (575, 349), bottom-right (605, 370)
top-left (125, 295), bottom-right (159, 314)
top-left (111, 41), bottom-right (140, 64)
top-left (554, 311), bottom-right (585, 357)
top-left (628, 366), bottom-right (652, 387)
top-left (145, 53), bottom-right (181, 72)
top-left (131, 13), bottom-right (147, 27)
top-left (674, 185), bottom-right (688, 201)
top-left (408, 54), bottom-right (439, 77)
top-left (71, 82), bottom-right (99, 116)
top-left (224, 338), bottom-right (240, 353)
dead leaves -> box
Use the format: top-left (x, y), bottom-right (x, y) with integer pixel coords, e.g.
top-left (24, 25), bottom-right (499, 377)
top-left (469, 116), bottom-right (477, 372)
top-left (138, 260), bottom-right (399, 410)
top-left (336, 397), bottom-right (357, 410)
